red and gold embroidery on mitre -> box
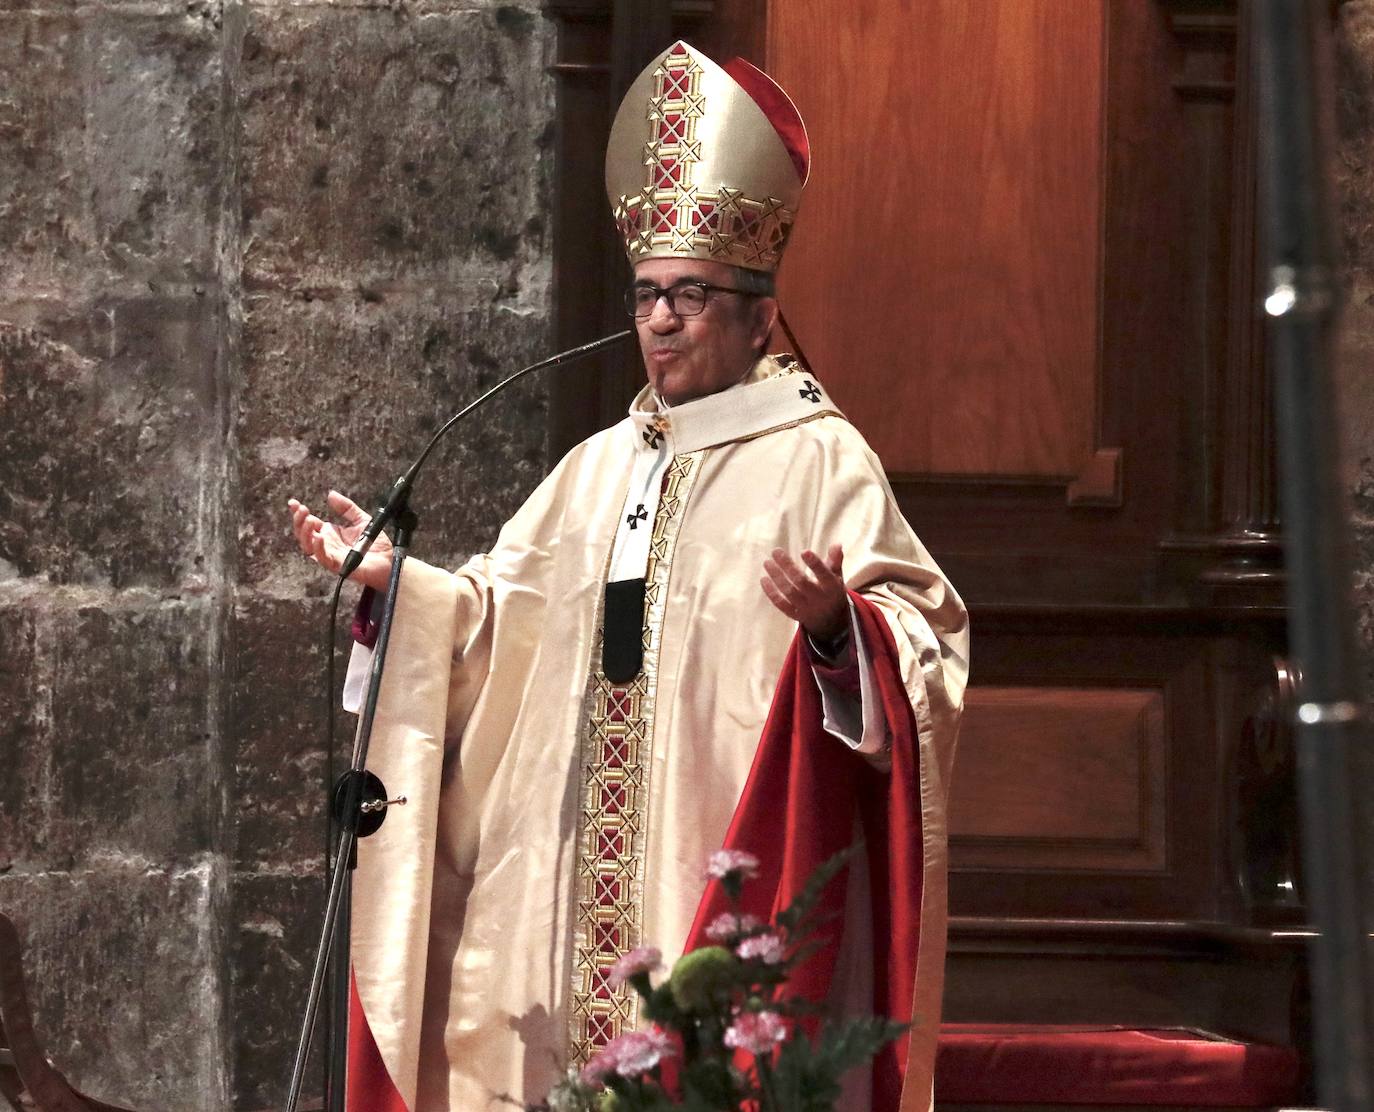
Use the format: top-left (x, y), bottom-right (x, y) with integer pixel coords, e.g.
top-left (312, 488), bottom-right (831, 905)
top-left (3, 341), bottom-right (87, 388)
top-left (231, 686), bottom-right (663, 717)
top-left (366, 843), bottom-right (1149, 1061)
top-left (604, 41), bottom-right (810, 274)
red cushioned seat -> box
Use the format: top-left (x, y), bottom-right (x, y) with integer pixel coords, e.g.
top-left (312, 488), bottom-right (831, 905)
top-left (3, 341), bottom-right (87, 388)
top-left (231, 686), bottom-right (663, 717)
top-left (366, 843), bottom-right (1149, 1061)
top-left (935, 1024), bottom-right (1301, 1107)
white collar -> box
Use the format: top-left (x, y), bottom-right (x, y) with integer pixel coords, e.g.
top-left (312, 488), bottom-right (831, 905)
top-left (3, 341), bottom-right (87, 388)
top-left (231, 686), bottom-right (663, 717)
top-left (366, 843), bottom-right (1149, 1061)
top-left (628, 354), bottom-right (842, 455)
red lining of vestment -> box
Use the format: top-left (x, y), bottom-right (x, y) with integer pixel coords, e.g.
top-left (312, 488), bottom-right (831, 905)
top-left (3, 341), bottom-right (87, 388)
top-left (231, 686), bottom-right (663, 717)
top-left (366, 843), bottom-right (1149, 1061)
top-left (682, 592), bottom-right (924, 1111)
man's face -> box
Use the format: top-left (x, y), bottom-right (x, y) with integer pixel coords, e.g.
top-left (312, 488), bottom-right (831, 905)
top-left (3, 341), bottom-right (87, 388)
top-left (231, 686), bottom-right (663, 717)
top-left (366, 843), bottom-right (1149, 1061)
top-left (632, 257), bottom-right (775, 405)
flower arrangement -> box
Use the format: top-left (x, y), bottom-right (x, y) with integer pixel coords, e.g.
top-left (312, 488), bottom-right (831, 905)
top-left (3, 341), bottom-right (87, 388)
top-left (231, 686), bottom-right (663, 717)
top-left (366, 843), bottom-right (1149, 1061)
top-left (533, 848), bottom-right (906, 1112)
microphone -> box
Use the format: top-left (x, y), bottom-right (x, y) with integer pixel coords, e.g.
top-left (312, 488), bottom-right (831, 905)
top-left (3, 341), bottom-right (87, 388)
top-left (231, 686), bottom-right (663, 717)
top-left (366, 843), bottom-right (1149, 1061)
top-left (338, 328), bottom-right (635, 581)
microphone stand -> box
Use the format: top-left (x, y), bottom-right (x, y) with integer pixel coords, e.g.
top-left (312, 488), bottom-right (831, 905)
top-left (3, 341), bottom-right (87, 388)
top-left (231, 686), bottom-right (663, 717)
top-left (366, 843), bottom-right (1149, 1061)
top-left (1255, 4), bottom-right (1374, 1110)
top-left (283, 329), bottom-right (634, 1112)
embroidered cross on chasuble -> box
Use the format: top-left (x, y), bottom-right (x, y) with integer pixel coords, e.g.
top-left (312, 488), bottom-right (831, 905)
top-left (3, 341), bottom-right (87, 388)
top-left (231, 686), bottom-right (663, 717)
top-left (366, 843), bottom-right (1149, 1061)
top-left (569, 353), bottom-right (840, 1061)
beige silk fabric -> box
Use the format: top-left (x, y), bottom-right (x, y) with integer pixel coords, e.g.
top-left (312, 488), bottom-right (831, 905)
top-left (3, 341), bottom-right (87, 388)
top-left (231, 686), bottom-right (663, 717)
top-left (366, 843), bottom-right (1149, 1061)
top-left (349, 357), bottom-right (969, 1111)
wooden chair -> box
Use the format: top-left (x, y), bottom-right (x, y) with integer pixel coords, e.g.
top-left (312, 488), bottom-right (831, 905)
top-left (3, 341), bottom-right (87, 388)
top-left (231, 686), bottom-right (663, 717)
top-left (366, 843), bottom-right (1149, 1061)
top-left (0, 911), bottom-right (326, 1111)
top-left (0, 911), bottom-right (134, 1111)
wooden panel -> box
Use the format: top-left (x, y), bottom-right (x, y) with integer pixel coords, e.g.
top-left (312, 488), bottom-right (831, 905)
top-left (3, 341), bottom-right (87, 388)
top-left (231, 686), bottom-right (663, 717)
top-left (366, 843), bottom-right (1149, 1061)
top-left (878, 3), bottom-right (1197, 608)
top-left (950, 686), bottom-right (1167, 872)
top-left (947, 621), bottom-right (1223, 920)
top-left (767, 0), bottom-right (1103, 480)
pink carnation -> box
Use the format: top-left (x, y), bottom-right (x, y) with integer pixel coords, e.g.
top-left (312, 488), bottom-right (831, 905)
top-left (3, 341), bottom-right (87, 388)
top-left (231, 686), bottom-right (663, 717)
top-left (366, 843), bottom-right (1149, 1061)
top-left (607, 946), bottom-right (662, 989)
top-left (705, 911), bottom-right (763, 942)
top-left (706, 849), bottom-right (760, 880)
top-left (724, 1010), bottom-right (788, 1055)
top-left (606, 1027), bottom-right (675, 1077)
top-left (577, 1027), bottom-right (674, 1086)
top-left (736, 931), bottom-right (785, 964)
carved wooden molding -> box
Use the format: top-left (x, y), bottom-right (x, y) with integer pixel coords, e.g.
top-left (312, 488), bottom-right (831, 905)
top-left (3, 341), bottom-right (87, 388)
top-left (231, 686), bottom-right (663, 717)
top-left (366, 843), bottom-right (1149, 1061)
top-left (948, 914), bottom-right (1312, 959)
top-left (1160, 0), bottom-right (1237, 38)
top-left (1156, 0), bottom-right (1286, 601)
top-left (1066, 447), bottom-right (1123, 507)
top-left (1163, 1), bottom-right (1239, 100)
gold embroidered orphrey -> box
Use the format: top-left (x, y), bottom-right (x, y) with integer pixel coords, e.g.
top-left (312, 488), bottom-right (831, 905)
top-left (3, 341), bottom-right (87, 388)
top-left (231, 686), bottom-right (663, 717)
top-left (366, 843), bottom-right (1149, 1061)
top-left (612, 43), bottom-right (797, 271)
top-left (569, 453), bottom-right (700, 1062)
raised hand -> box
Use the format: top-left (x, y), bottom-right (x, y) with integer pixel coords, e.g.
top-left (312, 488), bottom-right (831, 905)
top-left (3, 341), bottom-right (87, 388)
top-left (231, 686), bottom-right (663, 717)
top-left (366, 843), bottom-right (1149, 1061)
top-left (287, 490), bottom-right (395, 591)
top-left (760, 543), bottom-right (848, 641)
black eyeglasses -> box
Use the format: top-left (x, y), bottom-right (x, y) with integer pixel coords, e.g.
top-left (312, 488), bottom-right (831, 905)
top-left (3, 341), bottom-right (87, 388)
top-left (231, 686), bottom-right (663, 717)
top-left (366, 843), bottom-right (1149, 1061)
top-left (624, 280), bottom-right (750, 319)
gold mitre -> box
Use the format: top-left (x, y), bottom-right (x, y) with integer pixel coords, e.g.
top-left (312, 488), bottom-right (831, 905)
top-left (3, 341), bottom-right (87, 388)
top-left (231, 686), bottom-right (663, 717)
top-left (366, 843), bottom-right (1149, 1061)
top-left (605, 40), bottom-right (810, 274)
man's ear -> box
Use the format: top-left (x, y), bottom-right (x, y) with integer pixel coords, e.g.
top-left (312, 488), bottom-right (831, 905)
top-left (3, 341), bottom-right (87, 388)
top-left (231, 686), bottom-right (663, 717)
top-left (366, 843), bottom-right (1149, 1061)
top-left (752, 296), bottom-right (780, 352)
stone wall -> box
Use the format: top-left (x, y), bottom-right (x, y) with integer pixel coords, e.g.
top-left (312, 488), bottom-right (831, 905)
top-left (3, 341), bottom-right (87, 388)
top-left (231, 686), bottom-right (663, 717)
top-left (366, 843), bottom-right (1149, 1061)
top-left (0, 0), bottom-right (555, 1105)
top-left (1337, 1), bottom-right (1374, 700)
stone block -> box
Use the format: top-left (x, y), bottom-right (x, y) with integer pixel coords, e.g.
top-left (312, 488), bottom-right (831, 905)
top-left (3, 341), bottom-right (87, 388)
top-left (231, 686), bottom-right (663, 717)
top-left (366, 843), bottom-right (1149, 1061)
top-left (1336, 289), bottom-right (1374, 493)
top-left (1352, 519), bottom-right (1374, 701)
top-left (1339, 2), bottom-right (1374, 276)
top-left (230, 594), bottom-right (347, 868)
top-left (238, 290), bottom-right (549, 591)
top-left (0, 5), bottom-right (224, 295)
top-left (0, 606), bottom-right (42, 874)
top-left (38, 600), bottom-right (218, 866)
top-left (1, 598), bottom-right (218, 871)
top-left (0, 863), bottom-right (227, 1109)
top-left (229, 870), bottom-right (326, 1111)
top-left (238, 3), bottom-right (553, 289)
top-left (0, 299), bottom-right (221, 588)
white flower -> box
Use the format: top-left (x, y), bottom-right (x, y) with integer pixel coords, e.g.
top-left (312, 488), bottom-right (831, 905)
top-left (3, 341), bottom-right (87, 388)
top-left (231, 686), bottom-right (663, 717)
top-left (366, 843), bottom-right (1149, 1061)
top-left (736, 932), bottom-right (785, 965)
top-left (724, 1010), bottom-right (788, 1055)
top-left (706, 849), bottom-right (761, 880)
top-left (607, 946), bottom-right (662, 989)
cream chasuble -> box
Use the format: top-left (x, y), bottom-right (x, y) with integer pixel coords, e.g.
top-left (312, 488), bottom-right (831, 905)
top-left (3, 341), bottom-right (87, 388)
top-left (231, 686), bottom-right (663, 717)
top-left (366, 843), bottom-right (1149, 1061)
top-left (349, 354), bottom-right (969, 1111)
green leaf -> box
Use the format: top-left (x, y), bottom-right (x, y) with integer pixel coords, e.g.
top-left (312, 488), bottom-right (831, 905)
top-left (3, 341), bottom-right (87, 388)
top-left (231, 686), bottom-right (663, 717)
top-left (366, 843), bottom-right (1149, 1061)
top-left (765, 1017), bottom-right (909, 1111)
top-left (812, 1016), bottom-right (910, 1077)
top-left (769, 1037), bottom-right (811, 1111)
top-left (642, 982), bottom-right (681, 1026)
top-left (681, 1056), bottom-right (740, 1109)
top-left (773, 846), bottom-right (856, 935)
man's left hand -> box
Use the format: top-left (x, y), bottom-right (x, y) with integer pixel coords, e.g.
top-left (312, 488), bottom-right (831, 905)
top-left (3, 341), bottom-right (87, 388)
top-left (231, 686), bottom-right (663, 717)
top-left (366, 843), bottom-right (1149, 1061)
top-left (761, 544), bottom-right (848, 640)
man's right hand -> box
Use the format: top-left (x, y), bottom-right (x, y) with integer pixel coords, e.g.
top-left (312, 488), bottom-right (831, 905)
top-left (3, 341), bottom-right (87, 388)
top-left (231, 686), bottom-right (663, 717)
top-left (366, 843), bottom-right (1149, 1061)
top-left (288, 490), bottom-right (395, 591)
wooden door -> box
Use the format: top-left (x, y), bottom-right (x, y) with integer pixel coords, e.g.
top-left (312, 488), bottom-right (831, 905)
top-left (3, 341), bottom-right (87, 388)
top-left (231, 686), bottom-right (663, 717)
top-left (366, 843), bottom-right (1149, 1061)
top-left (757, 0), bottom-right (1302, 1038)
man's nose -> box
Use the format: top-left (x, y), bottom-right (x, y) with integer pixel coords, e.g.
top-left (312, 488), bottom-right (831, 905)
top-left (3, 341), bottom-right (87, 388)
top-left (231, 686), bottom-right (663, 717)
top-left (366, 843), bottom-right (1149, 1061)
top-left (646, 296), bottom-right (682, 332)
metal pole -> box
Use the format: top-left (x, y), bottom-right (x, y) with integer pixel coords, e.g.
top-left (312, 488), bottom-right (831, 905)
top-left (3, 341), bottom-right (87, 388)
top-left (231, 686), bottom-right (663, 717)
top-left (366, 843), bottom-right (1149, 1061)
top-left (1255, 2), bottom-right (1374, 1108)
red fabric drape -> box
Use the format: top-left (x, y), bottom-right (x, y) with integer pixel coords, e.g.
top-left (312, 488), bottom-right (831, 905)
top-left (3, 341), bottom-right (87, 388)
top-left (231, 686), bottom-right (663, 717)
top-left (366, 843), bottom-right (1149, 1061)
top-left (347, 971), bottom-right (410, 1112)
top-left (682, 593), bottom-right (925, 1111)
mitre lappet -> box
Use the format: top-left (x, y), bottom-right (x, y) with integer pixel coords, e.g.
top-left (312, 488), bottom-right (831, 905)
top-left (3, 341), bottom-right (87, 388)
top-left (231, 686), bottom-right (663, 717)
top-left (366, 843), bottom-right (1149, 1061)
top-left (605, 40), bottom-right (811, 273)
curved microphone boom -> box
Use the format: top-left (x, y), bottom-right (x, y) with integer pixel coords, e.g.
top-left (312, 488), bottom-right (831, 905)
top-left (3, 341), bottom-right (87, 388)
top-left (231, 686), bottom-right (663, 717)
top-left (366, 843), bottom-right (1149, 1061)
top-left (288, 326), bottom-right (634, 1112)
top-left (338, 328), bottom-right (634, 581)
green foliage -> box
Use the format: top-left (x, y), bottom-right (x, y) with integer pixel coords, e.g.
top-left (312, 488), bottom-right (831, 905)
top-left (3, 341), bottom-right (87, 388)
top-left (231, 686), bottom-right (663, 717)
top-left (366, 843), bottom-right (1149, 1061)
top-left (679, 1056), bottom-right (737, 1110)
top-left (771, 1017), bottom-right (911, 1111)
top-left (642, 982), bottom-right (682, 1026)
